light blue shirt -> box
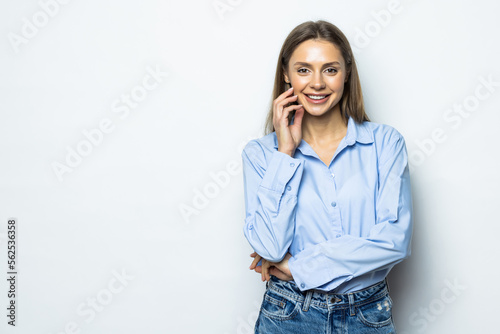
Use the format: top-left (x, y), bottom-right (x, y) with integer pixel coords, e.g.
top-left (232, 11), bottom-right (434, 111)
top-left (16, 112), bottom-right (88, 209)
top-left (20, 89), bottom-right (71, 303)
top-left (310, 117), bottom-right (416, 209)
top-left (241, 116), bottom-right (413, 293)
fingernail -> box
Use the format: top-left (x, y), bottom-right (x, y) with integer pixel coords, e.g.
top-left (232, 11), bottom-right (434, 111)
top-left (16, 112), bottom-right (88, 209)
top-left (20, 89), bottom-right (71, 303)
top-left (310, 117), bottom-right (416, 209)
top-left (288, 87), bottom-right (293, 90)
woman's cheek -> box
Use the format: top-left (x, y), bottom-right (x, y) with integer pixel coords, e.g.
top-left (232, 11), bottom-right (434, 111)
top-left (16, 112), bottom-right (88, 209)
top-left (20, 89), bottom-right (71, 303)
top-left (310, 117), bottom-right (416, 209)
top-left (296, 94), bottom-right (307, 106)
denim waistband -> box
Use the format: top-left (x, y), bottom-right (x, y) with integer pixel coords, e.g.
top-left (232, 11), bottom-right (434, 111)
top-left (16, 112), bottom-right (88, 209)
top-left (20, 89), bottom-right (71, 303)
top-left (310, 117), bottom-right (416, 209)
top-left (266, 275), bottom-right (390, 313)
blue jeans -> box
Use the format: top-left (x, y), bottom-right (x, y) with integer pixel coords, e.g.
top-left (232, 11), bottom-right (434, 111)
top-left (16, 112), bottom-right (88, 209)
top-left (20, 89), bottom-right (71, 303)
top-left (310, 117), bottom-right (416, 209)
top-left (254, 275), bottom-right (396, 334)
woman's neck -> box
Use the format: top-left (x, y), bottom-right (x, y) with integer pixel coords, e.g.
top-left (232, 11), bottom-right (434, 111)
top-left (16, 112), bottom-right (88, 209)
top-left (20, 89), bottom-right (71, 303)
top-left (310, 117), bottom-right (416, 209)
top-left (301, 105), bottom-right (348, 147)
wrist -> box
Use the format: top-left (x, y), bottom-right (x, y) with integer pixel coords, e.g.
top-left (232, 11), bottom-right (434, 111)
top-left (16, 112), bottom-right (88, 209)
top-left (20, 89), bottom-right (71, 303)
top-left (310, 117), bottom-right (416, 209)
top-left (278, 148), bottom-right (295, 157)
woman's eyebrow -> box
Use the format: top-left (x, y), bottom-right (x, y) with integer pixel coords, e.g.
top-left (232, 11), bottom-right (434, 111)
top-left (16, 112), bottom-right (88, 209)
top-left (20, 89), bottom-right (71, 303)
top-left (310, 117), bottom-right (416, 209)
top-left (293, 61), bottom-right (342, 67)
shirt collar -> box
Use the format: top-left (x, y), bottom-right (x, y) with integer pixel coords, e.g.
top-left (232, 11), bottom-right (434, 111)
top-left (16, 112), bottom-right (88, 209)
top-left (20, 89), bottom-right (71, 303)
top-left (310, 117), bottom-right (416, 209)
top-left (273, 116), bottom-right (374, 152)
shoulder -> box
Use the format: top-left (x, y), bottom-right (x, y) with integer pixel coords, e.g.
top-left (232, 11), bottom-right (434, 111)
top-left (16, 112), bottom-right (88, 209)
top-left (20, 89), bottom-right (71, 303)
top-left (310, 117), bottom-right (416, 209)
top-left (361, 121), bottom-right (408, 164)
top-left (362, 120), bottom-right (405, 146)
top-left (361, 120), bottom-right (407, 161)
top-left (241, 132), bottom-right (278, 164)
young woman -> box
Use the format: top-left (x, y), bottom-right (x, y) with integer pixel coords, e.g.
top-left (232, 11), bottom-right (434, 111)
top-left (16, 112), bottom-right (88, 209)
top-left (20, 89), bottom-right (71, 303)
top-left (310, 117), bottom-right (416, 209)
top-left (241, 20), bottom-right (413, 333)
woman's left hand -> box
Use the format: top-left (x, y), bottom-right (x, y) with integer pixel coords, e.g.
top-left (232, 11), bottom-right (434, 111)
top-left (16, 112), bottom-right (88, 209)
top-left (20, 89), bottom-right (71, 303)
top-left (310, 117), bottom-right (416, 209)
top-left (249, 252), bottom-right (294, 282)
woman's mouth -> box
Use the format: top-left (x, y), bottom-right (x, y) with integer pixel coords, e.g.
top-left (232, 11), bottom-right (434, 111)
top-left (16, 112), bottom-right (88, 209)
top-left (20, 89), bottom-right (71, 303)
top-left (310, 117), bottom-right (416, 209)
top-left (304, 94), bottom-right (331, 104)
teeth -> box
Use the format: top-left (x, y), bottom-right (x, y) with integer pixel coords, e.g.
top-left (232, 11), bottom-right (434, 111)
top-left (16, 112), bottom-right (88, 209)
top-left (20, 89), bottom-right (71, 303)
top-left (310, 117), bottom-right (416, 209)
top-left (308, 95), bottom-right (327, 100)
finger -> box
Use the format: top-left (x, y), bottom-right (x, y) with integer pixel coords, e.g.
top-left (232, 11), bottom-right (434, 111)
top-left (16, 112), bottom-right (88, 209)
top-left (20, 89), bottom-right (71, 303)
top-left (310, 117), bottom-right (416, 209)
top-left (294, 106), bottom-right (304, 121)
top-left (274, 93), bottom-right (298, 123)
top-left (282, 103), bottom-right (303, 118)
top-left (273, 268), bottom-right (293, 281)
top-left (264, 262), bottom-right (274, 282)
top-left (268, 267), bottom-right (284, 281)
top-left (290, 106), bottom-right (305, 131)
top-left (273, 254), bottom-right (293, 279)
top-left (276, 97), bottom-right (299, 125)
top-left (249, 254), bottom-right (262, 270)
top-left (278, 104), bottom-right (301, 130)
top-left (275, 86), bottom-right (294, 104)
top-left (261, 261), bottom-right (271, 282)
top-left (276, 95), bottom-right (299, 116)
top-left (260, 261), bottom-right (267, 281)
top-left (273, 89), bottom-right (293, 121)
top-left (279, 94), bottom-right (299, 106)
top-left (266, 262), bottom-right (276, 282)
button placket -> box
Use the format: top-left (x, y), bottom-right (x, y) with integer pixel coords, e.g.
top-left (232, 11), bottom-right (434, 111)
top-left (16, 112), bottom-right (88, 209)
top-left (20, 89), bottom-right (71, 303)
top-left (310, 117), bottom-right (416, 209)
top-left (327, 167), bottom-right (343, 237)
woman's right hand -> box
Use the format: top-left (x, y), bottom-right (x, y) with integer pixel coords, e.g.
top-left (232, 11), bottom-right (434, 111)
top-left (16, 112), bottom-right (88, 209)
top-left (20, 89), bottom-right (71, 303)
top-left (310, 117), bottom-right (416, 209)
top-left (249, 252), bottom-right (294, 282)
top-left (273, 87), bottom-right (305, 157)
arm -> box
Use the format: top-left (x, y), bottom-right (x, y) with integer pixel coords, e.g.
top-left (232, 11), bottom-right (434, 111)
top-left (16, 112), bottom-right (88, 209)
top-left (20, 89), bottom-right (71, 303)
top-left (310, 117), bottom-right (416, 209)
top-left (288, 132), bottom-right (413, 291)
top-left (242, 140), bottom-right (305, 262)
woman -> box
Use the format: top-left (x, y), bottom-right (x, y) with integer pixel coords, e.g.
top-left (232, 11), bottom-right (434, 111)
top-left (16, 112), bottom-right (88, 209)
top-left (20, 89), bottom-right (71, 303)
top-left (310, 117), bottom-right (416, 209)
top-left (241, 20), bottom-right (413, 333)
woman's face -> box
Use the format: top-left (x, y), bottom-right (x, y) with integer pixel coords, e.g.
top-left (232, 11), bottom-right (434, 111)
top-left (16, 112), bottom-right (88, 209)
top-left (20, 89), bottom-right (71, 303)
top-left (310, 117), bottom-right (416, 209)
top-left (284, 39), bottom-right (347, 117)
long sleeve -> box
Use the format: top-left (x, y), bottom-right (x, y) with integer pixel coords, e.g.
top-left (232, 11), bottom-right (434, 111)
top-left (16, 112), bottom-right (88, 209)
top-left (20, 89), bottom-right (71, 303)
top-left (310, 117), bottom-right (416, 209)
top-left (288, 132), bottom-right (413, 291)
top-left (242, 140), bottom-right (305, 262)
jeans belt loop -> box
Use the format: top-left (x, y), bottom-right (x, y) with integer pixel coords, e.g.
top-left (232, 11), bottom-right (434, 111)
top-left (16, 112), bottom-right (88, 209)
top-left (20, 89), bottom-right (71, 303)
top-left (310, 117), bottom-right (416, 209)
top-left (348, 293), bottom-right (356, 316)
top-left (302, 290), bottom-right (313, 312)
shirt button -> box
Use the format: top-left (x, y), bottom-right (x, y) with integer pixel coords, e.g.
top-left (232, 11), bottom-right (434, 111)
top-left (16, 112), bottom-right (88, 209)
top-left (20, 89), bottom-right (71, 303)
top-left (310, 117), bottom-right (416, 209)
top-left (301, 283), bottom-right (305, 288)
top-left (331, 202), bottom-right (336, 207)
top-left (248, 224), bottom-right (253, 230)
top-left (286, 185), bottom-right (292, 191)
top-left (336, 234), bottom-right (341, 238)
top-left (331, 173), bottom-right (335, 178)
top-left (290, 162), bottom-right (295, 167)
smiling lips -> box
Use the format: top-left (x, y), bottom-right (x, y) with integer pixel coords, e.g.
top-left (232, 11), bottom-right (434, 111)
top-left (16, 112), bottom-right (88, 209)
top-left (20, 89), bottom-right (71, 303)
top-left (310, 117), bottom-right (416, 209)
top-left (304, 93), bottom-right (331, 104)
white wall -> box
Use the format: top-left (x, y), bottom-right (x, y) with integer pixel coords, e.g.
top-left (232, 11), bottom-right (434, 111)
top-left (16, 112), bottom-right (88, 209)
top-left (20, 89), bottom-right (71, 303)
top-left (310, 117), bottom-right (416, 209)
top-left (1, 0), bottom-right (499, 333)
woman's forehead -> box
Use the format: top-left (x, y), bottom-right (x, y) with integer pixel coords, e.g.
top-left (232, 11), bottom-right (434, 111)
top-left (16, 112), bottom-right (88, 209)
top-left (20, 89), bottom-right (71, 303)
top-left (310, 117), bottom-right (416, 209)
top-left (289, 40), bottom-right (344, 66)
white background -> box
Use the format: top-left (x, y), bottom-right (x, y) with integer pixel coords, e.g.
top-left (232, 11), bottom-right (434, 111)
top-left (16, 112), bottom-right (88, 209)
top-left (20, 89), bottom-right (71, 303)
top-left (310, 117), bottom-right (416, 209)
top-left (1, 0), bottom-right (499, 333)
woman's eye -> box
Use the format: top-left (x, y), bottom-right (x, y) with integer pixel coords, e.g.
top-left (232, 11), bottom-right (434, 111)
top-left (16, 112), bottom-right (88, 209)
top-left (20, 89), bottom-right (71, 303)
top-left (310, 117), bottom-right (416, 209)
top-left (297, 68), bottom-right (309, 73)
top-left (325, 68), bottom-right (338, 74)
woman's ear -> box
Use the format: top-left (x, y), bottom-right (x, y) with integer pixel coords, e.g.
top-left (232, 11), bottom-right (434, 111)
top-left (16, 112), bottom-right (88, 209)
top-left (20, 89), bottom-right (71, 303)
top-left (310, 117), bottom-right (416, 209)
top-left (283, 69), bottom-right (290, 84)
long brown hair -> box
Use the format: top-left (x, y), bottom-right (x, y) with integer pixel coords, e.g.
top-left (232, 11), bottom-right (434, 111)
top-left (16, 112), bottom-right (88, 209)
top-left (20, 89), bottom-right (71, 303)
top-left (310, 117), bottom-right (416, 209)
top-left (264, 20), bottom-right (369, 135)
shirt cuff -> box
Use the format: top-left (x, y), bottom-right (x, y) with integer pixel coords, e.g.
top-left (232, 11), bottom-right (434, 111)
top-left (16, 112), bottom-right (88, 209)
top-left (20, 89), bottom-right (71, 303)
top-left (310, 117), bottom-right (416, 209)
top-left (289, 252), bottom-right (352, 292)
top-left (259, 150), bottom-right (304, 196)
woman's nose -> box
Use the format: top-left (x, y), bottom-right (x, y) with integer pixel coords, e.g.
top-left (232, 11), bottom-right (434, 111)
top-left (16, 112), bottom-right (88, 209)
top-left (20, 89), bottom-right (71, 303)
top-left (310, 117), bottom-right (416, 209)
top-left (309, 73), bottom-right (325, 90)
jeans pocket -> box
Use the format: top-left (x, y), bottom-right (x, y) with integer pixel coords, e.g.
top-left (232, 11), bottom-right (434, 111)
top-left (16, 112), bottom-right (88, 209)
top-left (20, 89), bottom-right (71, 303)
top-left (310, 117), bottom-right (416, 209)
top-left (260, 289), bottom-right (301, 321)
top-left (356, 294), bottom-right (394, 328)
